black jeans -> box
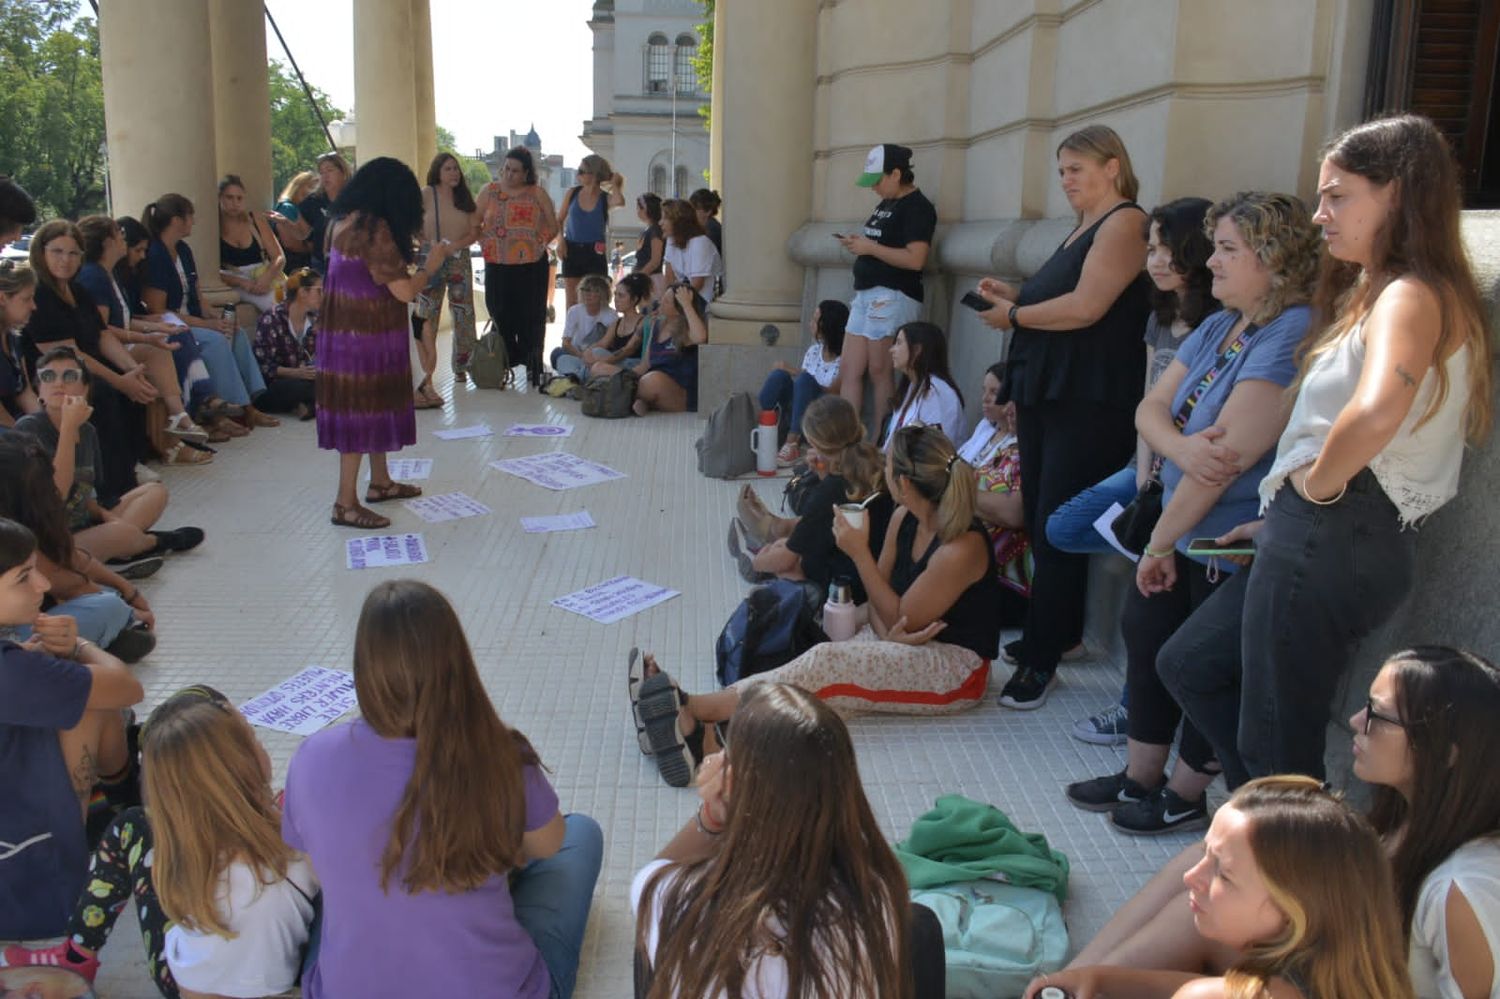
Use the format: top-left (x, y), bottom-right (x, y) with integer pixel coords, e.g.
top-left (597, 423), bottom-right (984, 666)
top-left (1014, 399), bottom-right (1136, 673)
top-left (485, 260), bottom-right (549, 381)
top-left (89, 379), bottom-right (145, 506)
top-left (1122, 551), bottom-right (1222, 773)
top-left (256, 376), bottom-right (316, 413)
top-left (1158, 469), bottom-right (1415, 786)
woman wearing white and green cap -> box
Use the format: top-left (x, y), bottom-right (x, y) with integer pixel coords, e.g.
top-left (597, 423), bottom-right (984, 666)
top-left (837, 143), bottom-right (936, 435)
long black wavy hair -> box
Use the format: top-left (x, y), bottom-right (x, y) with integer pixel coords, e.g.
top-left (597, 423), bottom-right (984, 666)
top-left (331, 156), bottom-right (423, 266)
top-left (1147, 197), bottom-right (1217, 329)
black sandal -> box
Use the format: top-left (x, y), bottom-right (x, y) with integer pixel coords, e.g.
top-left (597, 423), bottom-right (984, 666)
top-left (636, 673), bottom-right (696, 788)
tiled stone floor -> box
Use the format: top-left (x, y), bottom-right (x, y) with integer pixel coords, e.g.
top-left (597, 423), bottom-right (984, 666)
top-left (75, 332), bottom-right (1202, 998)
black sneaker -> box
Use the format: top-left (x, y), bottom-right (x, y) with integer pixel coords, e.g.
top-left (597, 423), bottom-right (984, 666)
top-left (996, 667), bottom-right (1057, 710)
top-left (1066, 769), bottom-right (1161, 812)
top-left (105, 625), bottom-right (156, 665)
top-left (1110, 787), bottom-right (1210, 836)
top-left (148, 527), bottom-right (205, 553)
top-left (105, 554), bottom-right (165, 580)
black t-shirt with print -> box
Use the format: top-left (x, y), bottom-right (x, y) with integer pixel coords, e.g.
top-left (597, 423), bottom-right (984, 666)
top-left (852, 188), bottom-right (936, 302)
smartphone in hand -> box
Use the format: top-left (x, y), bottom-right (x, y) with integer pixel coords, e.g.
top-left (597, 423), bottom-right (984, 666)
top-left (960, 290), bottom-right (992, 312)
top-left (1186, 537), bottom-right (1255, 557)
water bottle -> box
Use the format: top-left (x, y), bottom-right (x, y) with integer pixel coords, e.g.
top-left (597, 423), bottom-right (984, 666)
top-left (750, 409), bottom-right (778, 477)
top-left (220, 303), bottom-right (236, 329)
top-left (822, 576), bottom-right (859, 642)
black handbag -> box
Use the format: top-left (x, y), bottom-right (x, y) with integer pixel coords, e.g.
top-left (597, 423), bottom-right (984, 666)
top-left (1110, 479), bottom-right (1163, 556)
top-left (782, 461), bottom-right (820, 515)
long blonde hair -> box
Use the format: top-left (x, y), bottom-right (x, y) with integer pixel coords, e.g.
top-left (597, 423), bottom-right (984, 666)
top-left (1304, 115), bottom-right (1492, 442)
top-left (145, 686), bottom-right (295, 938)
top-left (1223, 776), bottom-right (1415, 999)
top-left (280, 170), bottom-right (317, 205)
top-left (801, 395), bottom-right (884, 503)
top-left (888, 424), bottom-right (976, 543)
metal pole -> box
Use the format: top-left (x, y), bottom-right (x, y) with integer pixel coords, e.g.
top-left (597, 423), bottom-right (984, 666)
top-left (670, 46), bottom-right (679, 194)
top-left (264, 4), bottom-right (338, 152)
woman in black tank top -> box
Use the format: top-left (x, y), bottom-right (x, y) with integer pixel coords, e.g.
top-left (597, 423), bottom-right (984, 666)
top-left (971, 125), bottom-right (1151, 710)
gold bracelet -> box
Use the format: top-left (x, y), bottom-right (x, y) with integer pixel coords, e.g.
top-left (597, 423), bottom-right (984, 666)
top-left (1142, 544), bottom-right (1174, 559)
top-left (1303, 482), bottom-right (1347, 505)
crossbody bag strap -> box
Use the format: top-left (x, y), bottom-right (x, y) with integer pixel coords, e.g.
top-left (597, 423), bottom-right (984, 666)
top-left (1148, 321), bottom-right (1259, 478)
top-left (432, 186), bottom-right (441, 242)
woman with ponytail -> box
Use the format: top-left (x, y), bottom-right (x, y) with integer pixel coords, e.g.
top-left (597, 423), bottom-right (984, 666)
top-left (631, 424), bottom-right (1001, 787)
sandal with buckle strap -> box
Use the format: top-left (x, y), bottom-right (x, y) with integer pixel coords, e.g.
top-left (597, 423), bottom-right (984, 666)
top-left (365, 481), bottom-right (422, 504)
top-left (330, 503), bottom-right (391, 529)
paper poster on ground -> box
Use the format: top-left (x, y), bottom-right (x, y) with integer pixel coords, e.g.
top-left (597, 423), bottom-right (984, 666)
top-left (345, 533), bottom-right (430, 569)
top-left (521, 511), bottom-right (597, 533)
top-left (491, 452), bottom-right (626, 491)
top-left (240, 666), bottom-right (358, 736)
top-left (433, 424), bottom-right (493, 440)
top-left (365, 458), bottom-right (432, 481)
top-left (505, 423), bottom-right (574, 438)
top-left (552, 575), bottom-right (680, 624)
top-left (403, 492), bottom-right (492, 523)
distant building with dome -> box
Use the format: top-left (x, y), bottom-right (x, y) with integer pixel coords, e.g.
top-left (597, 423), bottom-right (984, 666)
top-left (476, 126), bottom-right (576, 207)
top-left (581, 0), bottom-right (710, 238)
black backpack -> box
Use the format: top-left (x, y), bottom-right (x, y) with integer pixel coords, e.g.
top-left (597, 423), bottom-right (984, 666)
top-left (580, 369), bottom-right (638, 418)
top-left (715, 579), bottom-right (828, 686)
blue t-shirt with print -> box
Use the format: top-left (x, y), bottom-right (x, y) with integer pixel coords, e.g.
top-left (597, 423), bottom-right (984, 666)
top-left (0, 640), bottom-right (93, 939)
top-left (1161, 304), bottom-right (1310, 561)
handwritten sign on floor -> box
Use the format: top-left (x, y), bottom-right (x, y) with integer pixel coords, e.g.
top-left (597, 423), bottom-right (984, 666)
top-left (368, 458), bottom-right (432, 480)
top-left (505, 423), bottom-right (574, 438)
top-left (490, 452), bottom-right (626, 491)
top-left (552, 575), bottom-right (680, 624)
top-left (433, 424), bottom-right (493, 441)
top-left (346, 533), bottom-right (430, 569)
top-left (403, 492), bottom-right (492, 523)
top-left (521, 511), bottom-right (597, 533)
top-left (240, 666), bottom-right (358, 736)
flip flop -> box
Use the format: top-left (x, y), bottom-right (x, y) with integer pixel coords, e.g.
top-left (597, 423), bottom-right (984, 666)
top-left (636, 672), bottom-right (696, 788)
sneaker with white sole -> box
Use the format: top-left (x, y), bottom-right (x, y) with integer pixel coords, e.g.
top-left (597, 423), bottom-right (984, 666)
top-left (1109, 786), bottom-right (1210, 836)
top-left (996, 667), bottom-right (1057, 709)
top-left (1065, 768), bottom-right (1161, 812)
top-left (1071, 702), bottom-right (1129, 745)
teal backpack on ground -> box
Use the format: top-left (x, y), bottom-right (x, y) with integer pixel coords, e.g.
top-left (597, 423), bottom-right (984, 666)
top-left (896, 795), bottom-right (1070, 997)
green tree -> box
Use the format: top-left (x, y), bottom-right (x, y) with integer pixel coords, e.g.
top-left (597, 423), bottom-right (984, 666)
top-left (0, 1), bottom-right (107, 219)
top-left (268, 59), bottom-right (343, 196)
top-left (692, 0), bottom-right (713, 132)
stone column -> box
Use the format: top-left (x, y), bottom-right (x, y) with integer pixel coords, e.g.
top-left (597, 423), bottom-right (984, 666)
top-left (412, 0), bottom-right (438, 171)
top-left (706, 0), bottom-right (817, 346)
top-left (99, 0), bottom-right (225, 292)
top-left (353, 0), bottom-right (418, 168)
top-left (209, 0), bottom-right (274, 208)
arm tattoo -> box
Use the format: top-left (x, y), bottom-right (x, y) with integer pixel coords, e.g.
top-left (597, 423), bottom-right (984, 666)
top-left (1395, 364), bottom-right (1417, 389)
top-left (72, 744), bottom-right (98, 804)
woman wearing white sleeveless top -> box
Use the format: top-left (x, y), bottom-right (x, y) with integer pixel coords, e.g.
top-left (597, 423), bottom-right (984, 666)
top-left (1157, 115), bottom-right (1493, 788)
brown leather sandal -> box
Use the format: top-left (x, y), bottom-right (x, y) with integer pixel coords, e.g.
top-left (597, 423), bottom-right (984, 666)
top-left (365, 481), bottom-right (422, 504)
top-left (330, 503), bottom-right (391, 529)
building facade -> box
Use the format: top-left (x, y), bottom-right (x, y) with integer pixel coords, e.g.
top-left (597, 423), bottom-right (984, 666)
top-left (477, 127), bottom-right (577, 206)
top-left (581, 0), bottom-right (711, 239)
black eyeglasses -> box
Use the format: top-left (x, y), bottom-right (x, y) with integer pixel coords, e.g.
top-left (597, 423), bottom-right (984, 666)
top-left (1363, 697), bottom-right (1405, 734)
top-left (37, 368), bottom-right (83, 385)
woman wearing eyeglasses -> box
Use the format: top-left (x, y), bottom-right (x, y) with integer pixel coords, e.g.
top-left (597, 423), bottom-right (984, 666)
top-left (556, 154), bottom-right (625, 313)
top-left (1051, 646), bottom-right (1500, 999)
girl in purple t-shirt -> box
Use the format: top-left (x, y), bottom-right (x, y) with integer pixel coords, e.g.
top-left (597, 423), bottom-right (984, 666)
top-left (282, 580), bottom-right (602, 998)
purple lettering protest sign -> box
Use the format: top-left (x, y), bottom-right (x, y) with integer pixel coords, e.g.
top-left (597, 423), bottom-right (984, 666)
top-left (552, 575), bottom-right (680, 624)
top-left (345, 533), bottom-right (430, 570)
top-left (239, 666), bottom-right (358, 736)
top-left (490, 453), bottom-right (626, 491)
top-left (403, 492), bottom-right (492, 523)
top-left (505, 423), bottom-right (574, 438)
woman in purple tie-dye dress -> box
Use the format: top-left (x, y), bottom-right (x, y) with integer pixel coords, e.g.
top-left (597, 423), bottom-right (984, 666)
top-left (315, 157), bottom-right (454, 529)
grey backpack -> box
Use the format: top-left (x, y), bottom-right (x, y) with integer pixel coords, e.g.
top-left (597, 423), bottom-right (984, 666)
top-left (468, 325), bottom-right (511, 390)
top-left (695, 391), bottom-right (758, 478)
top-left (580, 369), bottom-right (638, 418)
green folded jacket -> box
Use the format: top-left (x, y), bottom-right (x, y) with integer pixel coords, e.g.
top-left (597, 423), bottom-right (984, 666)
top-left (894, 793), bottom-right (1070, 903)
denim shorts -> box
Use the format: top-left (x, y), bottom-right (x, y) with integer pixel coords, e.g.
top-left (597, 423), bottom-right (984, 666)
top-left (847, 286), bottom-right (922, 340)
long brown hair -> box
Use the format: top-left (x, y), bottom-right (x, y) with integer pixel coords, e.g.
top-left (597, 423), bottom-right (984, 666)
top-left (1365, 646), bottom-right (1500, 935)
top-left (801, 395), bottom-right (884, 502)
top-left (353, 580), bottom-right (540, 895)
top-left (145, 686), bottom-right (297, 938)
top-left (28, 219), bottom-right (83, 302)
top-left (1224, 776), bottom-right (1415, 999)
top-left (637, 684), bottom-right (912, 998)
top-left (1305, 114), bottom-right (1493, 441)
top-left (661, 198), bottom-right (705, 249)
top-left (424, 152), bottom-right (477, 214)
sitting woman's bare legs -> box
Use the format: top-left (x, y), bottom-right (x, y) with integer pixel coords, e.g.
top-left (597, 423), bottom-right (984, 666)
top-left (632, 371), bottom-right (687, 416)
top-left (57, 706), bottom-right (129, 818)
top-left (128, 343), bottom-right (189, 418)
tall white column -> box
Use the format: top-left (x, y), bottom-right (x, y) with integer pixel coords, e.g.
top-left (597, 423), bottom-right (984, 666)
top-left (412, 0), bottom-right (438, 172)
top-left (210, 0), bottom-right (274, 208)
top-left (706, 0), bottom-right (817, 344)
top-left (353, 0), bottom-right (419, 168)
top-left (99, 0), bottom-right (225, 292)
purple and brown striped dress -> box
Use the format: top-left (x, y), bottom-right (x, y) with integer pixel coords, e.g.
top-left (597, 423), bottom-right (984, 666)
top-left (315, 215), bottom-right (416, 454)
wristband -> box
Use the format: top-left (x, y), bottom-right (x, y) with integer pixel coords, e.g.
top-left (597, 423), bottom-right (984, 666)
top-left (72, 638), bottom-right (92, 658)
top-left (1008, 304), bottom-right (1021, 329)
top-left (1142, 544), bottom-right (1174, 559)
top-left (694, 804), bottom-right (724, 836)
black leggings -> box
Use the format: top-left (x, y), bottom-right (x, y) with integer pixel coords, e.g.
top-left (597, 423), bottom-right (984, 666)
top-left (256, 376), bottom-right (316, 414)
top-left (1123, 552), bottom-right (1221, 773)
top-left (1014, 398), bottom-right (1136, 674)
top-left (484, 260), bottom-right (549, 381)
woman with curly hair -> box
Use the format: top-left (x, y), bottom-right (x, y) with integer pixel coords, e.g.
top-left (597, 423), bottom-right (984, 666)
top-left (1061, 191), bottom-right (1320, 836)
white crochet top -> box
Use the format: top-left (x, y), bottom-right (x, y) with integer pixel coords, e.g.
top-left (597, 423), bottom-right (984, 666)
top-left (1260, 323), bottom-right (1472, 526)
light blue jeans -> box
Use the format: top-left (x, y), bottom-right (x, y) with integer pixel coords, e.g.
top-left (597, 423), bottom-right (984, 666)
top-left (1044, 464), bottom-right (1140, 554)
top-left (190, 326), bottom-right (266, 406)
top-left (13, 589), bottom-right (134, 647)
top-left (513, 813), bottom-right (604, 999)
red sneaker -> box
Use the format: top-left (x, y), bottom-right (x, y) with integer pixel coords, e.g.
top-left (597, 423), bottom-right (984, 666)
top-left (1, 940), bottom-right (100, 983)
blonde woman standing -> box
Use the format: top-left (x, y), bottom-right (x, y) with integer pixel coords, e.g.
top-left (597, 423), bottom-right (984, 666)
top-left (556, 153), bottom-right (624, 312)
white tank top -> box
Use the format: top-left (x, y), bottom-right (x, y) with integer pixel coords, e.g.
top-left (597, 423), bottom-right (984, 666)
top-left (1260, 322), bottom-right (1472, 526)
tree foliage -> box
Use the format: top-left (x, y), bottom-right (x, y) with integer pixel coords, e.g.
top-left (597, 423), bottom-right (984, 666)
top-left (692, 0), bottom-right (713, 132)
top-left (268, 59), bottom-right (343, 198)
top-left (0, 0), bottom-right (106, 219)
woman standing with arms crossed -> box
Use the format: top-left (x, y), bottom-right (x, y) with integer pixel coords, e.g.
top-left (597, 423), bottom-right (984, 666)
top-left (1163, 114), bottom-right (1494, 786)
top-left (475, 147), bottom-right (559, 388)
top-left (556, 154), bottom-right (624, 313)
top-left (318, 157), bottom-right (453, 529)
top-left (413, 152), bottom-right (479, 405)
top-left (838, 143), bottom-right (936, 432)
top-left (977, 124), bottom-right (1151, 710)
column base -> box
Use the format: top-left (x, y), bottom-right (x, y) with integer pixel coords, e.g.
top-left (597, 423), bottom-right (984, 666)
top-left (705, 295), bottom-right (802, 346)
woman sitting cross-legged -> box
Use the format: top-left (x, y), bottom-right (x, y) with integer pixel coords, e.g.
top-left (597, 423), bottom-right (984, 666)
top-left (729, 395), bottom-right (893, 596)
top-left (592, 283), bottom-right (708, 416)
top-left (633, 682), bottom-right (944, 998)
top-left (1025, 775), bottom-right (1416, 999)
top-left (16, 348), bottom-right (204, 567)
top-left (551, 273), bottom-right (617, 380)
top-left (756, 299), bottom-right (848, 467)
top-left (634, 424), bottom-right (1001, 787)
top-left (251, 267), bottom-right (321, 420)
top-left (584, 271), bottom-right (653, 376)
top-left (282, 580), bottom-right (603, 998)
top-left (3, 685), bottom-right (319, 999)
top-left (1060, 646), bottom-right (1500, 999)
